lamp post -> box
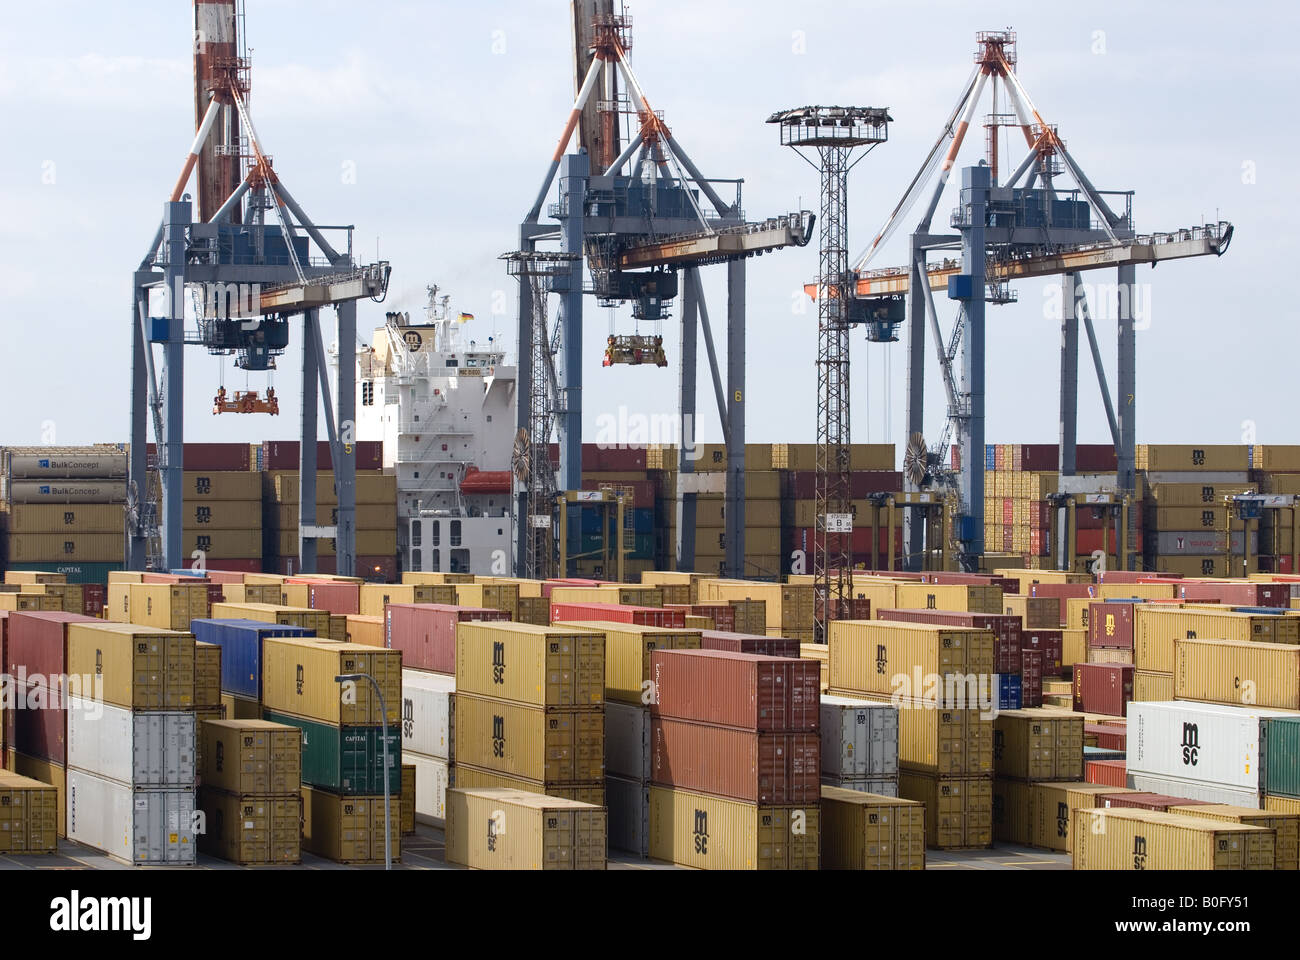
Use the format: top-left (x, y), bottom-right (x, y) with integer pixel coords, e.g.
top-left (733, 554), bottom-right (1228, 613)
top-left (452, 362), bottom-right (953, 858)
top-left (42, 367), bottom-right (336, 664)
top-left (335, 672), bottom-right (392, 870)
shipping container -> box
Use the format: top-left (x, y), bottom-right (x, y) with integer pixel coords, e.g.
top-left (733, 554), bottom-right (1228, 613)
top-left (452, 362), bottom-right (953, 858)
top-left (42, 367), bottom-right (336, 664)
top-left (877, 608), bottom-right (1023, 675)
top-left (5, 749), bottom-right (68, 837)
top-left (828, 621), bottom-right (995, 697)
top-left (299, 786), bottom-right (400, 865)
top-left (261, 637), bottom-right (400, 726)
top-left (450, 763), bottom-right (604, 807)
top-left (199, 719), bottom-right (302, 795)
top-left (356, 583), bottom-right (457, 617)
top-left (647, 784), bottom-right (818, 869)
top-left (549, 620), bottom-right (699, 706)
top-left (1086, 758), bottom-right (1127, 787)
top-left (649, 649), bottom-right (819, 733)
top-left (898, 771), bottom-right (992, 849)
top-left (400, 763), bottom-right (416, 834)
top-left (197, 789), bottom-right (301, 865)
top-left (66, 769), bottom-right (195, 865)
top-left (0, 592), bottom-right (62, 612)
top-left (894, 583), bottom-right (1003, 615)
top-left (819, 695), bottom-right (899, 780)
top-left (1029, 782), bottom-right (1137, 852)
top-left (1089, 601), bottom-right (1136, 649)
top-left (1021, 628), bottom-right (1064, 676)
top-left (834, 696), bottom-right (992, 776)
top-left (699, 630), bottom-right (799, 658)
top-left (400, 668), bottom-right (455, 761)
top-left (729, 600), bottom-right (768, 636)
top-left (1137, 607), bottom-right (1290, 674)
top-left (650, 717), bottom-right (819, 804)
top-left (1175, 638), bottom-right (1300, 710)
top-left (306, 581), bottom-right (361, 616)
top-left (66, 621), bottom-right (195, 710)
top-left (262, 440), bottom-right (384, 472)
top-left (1072, 663), bottom-right (1135, 717)
top-left (66, 697), bottom-right (195, 788)
top-left (993, 709), bottom-right (1084, 782)
top-left (606, 774), bottom-right (649, 857)
top-left (453, 582), bottom-right (523, 618)
top-left (1135, 670), bottom-right (1174, 703)
top-left (7, 481), bottom-right (127, 504)
top-left (515, 596), bottom-right (550, 626)
top-left (1166, 802), bottom-right (1298, 870)
top-left (0, 771), bottom-right (58, 854)
top-left (406, 751), bottom-right (450, 824)
top-left (820, 785), bottom-right (924, 870)
top-left (446, 787), bottom-right (606, 870)
top-left (384, 603), bottom-right (510, 674)
top-left (189, 619), bottom-right (314, 701)
top-left (549, 602), bottom-right (685, 629)
top-left (1176, 580), bottom-right (1288, 608)
top-left (993, 777), bottom-right (1033, 845)
top-left (454, 621), bottom-right (604, 709)
top-left (455, 693), bottom-right (604, 783)
top-left (210, 601), bottom-right (333, 637)
top-left (1264, 717), bottom-right (1300, 799)
top-left (5, 503), bottom-right (124, 534)
top-left (1072, 807), bottom-right (1273, 870)
top-left (604, 701), bottom-right (650, 781)
top-left (262, 710), bottom-right (399, 795)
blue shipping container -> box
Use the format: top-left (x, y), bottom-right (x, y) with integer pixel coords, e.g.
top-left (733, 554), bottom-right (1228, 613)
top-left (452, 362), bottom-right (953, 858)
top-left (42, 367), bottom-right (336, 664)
top-left (993, 674), bottom-right (1022, 711)
top-left (191, 618), bottom-right (315, 700)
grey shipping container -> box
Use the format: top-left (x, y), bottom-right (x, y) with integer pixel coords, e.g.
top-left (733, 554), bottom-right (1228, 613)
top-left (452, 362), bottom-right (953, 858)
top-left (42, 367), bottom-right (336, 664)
top-left (66, 696), bottom-right (195, 789)
top-left (605, 701), bottom-right (651, 781)
top-left (819, 695), bottom-right (899, 780)
top-left (66, 769), bottom-right (196, 865)
top-left (1128, 771), bottom-right (1261, 809)
top-left (820, 775), bottom-right (900, 798)
top-left (606, 774), bottom-right (650, 857)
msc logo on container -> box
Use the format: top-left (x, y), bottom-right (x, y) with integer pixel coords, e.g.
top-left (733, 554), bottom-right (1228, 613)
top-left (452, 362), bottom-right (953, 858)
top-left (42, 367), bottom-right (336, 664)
top-left (195, 476), bottom-right (211, 495)
top-left (492, 715), bottom-right (506, 758)
top-left (402, 697), bottom-right (415, 739)
top-left (1191, 449), bottom-right (1206, 466)
top-left (1181, 722), bottom-right (1200, 765)
top-left (296, 664), bottom-right (304, 695)
top-left (693, 809), bottom-right (709, 854)
top-left (875, 644), bottom-right (887, 675)
top-left (492, 641), bottom-right (506, 684)
top-left (1133, 835), bottom-right (1148, 870)
top-left (1056, 801), bottom-right (1070, 839)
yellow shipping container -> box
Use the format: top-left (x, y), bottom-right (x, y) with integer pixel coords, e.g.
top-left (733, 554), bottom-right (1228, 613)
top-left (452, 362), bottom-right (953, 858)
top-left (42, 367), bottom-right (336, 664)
top-left (455, 622), bottom-right (605, 709)
top-left (898, 771), bottom-right (992, 850)
top-left (200, 720), bottom-right (302, 795)
top-left (0, 770), bottom-right (59, 854)
top-left (445, 787), bottom-right (607, 870)
top-left (1147, 506), bottom-right (1237, 530)
top-left (1157, 556), bottom-right (1238, 578)
top-left (1072, 807), bottom-right (1274, 870)
top-left (220, 583), bottom-right (281, 605)
top-left (1030, 782), bottom-right (1138, 852)
top-left (833, 695), bottom-right (992, 776)
top-left (549, 620), bottom-right (700, 705)
top-left (1136, 445), bottom-right (1250, 473)
top-left (181, 502), bottom-right (263, 532)
top-left (261, 637), bottom-right (401, 725)
top-left (451, 764), bottom-right (605, 807)
top-left (1003, 595), bottom-right (1062, 628)
top-left (3, 571), bottom-right (66, 585)
top-left (127, 582), bottom-right (210, 631)
top-left (278, 583), bottom-right (309, 608)
top-left (994, 569), bottom-right (1091, 592)
top-left (300, 786), bottom-right (400, 864)
top-left (402, 572), bottom-right (475, 585)
top-left (1168, 803), bottom-right (1298, 871)
top-left (1145, 482), bottom-right (1254, 506)
top-left (454, 693), bottom-right (604, 783)
top-left (1134, 670), bottom-right (1174, 703)
top-left (221, 693), bottom-right (262, 721)
top-left (993, 709), bottom-right (1084, 782)
top-left (894, 583), bottom-right (1003, 615)
top-left (1253, 445), bottom-right (1300, 473)
top-left (5, 503), bottom-right (123, 534)
top-left (647, 784), bottom-right (819, 870)
top-left (1174, 638), bottom-right (1300, 710)
top-left (195, 641), bottom-right (222, 707)
top-left (273, 503), bottom-right (398, 530)
top-left (453, 582), bottom-right (522, 618)
top-left (4, 750), bottom-right (67, 839)
top-left (993, 778), bottom-right (1033, 845)
top-left (1065, 598), bottom-right (1092, 632)
top-left (827, 621), bottom-right (995, 698)
top-left (180, 470), bottom-right (261, 501)
top-left (819, 786), bottom-right (925, 870)
top-left (548, 585), bottom-right (662, 608)
top-left (401, 764), bottom-right (416, 835)
top-left (210, 601), bottom-right (332, 637)
top-left (198, 790), bottom-right (301, 865)
top-left (479, 576), bottom-right (545, 599)
top-left (268, 471), bottom-right (397, 506)
top-left (66, 621), bottom-right (195, 710)
top-left (800, 642), bottom-right (830, 693)
top-left (344, 614), bottom-right (384, 647)
top-left (1134, 607), bottom-right (1278, 674)
top-left (1265, 795), bottom-right (1300, 815)
top-left (1095, 583), bottom-right (1179, 601)
top-left (0, 592), bottom-right (60, 612)
top-left (7, 534), bottom-right (123, 563)
top-left (516, 596), bottom-right (551, 626)
top-left (358, 583), bottom-right (457, 617)
top-left (1062, 628), bottom-right (1088, 670)
top-left (273, 530), bottom-right (397, 558)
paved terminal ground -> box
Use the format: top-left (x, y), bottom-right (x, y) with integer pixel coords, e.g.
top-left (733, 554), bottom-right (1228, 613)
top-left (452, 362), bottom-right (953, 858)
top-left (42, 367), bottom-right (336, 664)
top-left (0, 824), bottom-right (1070, 870)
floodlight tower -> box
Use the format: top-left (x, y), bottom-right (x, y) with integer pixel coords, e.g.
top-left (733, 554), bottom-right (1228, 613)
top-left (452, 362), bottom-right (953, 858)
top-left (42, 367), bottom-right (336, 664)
top-left (770, 106), bottom-right (891, 643)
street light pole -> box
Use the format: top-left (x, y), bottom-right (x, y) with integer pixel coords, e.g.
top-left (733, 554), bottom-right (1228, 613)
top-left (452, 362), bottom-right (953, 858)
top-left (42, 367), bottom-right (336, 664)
top-left (335, 672), bottom-right (392, 870)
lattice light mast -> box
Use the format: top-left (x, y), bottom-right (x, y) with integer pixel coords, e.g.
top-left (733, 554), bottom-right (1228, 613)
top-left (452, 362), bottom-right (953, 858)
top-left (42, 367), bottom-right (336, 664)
top-left (770, 107), bottom-right (891, 643)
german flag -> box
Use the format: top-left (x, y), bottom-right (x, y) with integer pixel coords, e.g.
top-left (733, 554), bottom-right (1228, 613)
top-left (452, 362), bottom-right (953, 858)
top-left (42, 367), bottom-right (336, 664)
top-left (458, 312), bottom-right (474, 323)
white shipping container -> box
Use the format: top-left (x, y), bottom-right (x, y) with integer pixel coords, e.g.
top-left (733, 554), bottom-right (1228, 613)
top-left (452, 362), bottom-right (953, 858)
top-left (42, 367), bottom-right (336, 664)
top-left (66, 769), bottom-right (196, 865)
top-left (606, 774), bottom-right (649, 857)
top-left (605, 701), bottom-right (651, 781)
top-left (66, 696), bottom-right (195, 788)
top-left (401, 669), bottom-right (455, 761)
top-left (1128, 772), bottom-right (1261, 808)
top-left (820, 775), bottom-right (900, 798)
top-left (1128, 701), bottom-right (1297, 797)
top-left (407, 751), bottom-right (449, 824)
top-left (820, 694), bottom-right (899, 779)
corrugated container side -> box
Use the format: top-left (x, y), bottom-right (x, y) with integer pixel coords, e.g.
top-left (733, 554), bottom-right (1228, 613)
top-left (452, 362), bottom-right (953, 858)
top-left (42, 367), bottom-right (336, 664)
top-left (261, 638), bottom-right (401, 726)
top-left (384, 603), bottom-right (510, 674)
top-left (262, 710), bottom-right (399, 795)
top-left (454, 621), bottom-right (604, 709)
top-left (993, 710), bottom-right (1085, 782)
top-left (400, 668), bottom-right (455, 761)
top-left (1072, 807), bottom-right (1274, 870)
top-left (650, 718), bottom-right (819, 804)
top-left (197, 789), bottom-right (301, 865)
top-left (450, 763), bottom-right (605, 807)
top-left (819, 785), bottom-right (925, 869)
top-left (445, 787), bottom-right (607, 870)
top-left (818, 695), bottom-right (899, 779)
top-left (604, 701), bottom-right (650, 781)
top-left (199, 719), bottom-right (302, 795)
top-left (646, 784), bottom-right (819, 870)
top-left (1167, 802), bottom-right (1299, 871)
top-left (66, 698), bottom-right (195, 788)
top-left (827, 621), bottom-right (995, 697)
top-left (300, 786), bottom-right (401, 864)
top-left (897, 771), bottom-right (992, 849)
top-left (1175, 639), bottom-right (1300, 710)
top-left (66, 769), bottom-right (196, 866)
top-left (606, 774), bottom-right (650, 857)
top-left (649, 649), bottom-right (820, 732)
top-left (454, 694), bottom-right (604, 783)
top-left (406, 751), bottom-right (450, 824)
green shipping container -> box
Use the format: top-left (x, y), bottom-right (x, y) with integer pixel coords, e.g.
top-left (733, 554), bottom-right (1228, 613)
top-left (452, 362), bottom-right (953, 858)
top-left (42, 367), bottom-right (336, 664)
top-left (263, 710), bottom-right (401, 795)
top-left (5, 561), bottom-right (124, 584)
top-left (1265, 717), bottom-right (1300, 799)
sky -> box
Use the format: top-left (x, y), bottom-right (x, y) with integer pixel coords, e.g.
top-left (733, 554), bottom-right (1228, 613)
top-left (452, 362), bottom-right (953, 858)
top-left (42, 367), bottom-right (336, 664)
top-left (0, 0), bottom-right (1293, 460)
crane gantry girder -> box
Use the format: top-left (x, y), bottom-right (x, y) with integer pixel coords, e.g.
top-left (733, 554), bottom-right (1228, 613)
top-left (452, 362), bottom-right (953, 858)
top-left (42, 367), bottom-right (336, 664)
top-left (617, 213), bottom-right (814, 270)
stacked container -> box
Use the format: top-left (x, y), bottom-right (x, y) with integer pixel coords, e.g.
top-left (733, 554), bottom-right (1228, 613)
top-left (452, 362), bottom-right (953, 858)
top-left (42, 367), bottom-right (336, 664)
top-left (0, 770), bottom-right (59, 854)
top-left (400, 668), bottom-right (454, 826)
top-left (819, 785), bottom-right (925, 870)
top-left (198, 719), bottom-right (303, 865)
top-left (452, 621), bottom-right (606, 807)
top-left (260, 637), bottom-right (402, 864)
top-left (191, 618), bottom-right (314, 719)
top-left (358, 582), bottom-right (457, 617)
top-left (446, 786), bottom-right (607, 869)
top-left (648, 648), bottom-right (821, 869)
top-left (819, 694), bottom-right (900, 796)
top-left (992, 709), bottom-right (1085, 846)
top-left (827, 620), bottom-right (995, 850)
top-left (385, 602), bottom-right (509, 673)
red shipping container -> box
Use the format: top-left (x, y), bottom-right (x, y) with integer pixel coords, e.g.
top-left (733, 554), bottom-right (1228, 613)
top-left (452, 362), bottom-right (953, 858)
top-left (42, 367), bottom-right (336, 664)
top-left (384, 603), bottom-right (510, 674)
top-left (1017, 444), bottom-right (1059, 472)
top-left (877, 608), bottom-right (1023, 675)
top-left (922, 572), bottom-right (1020, 596)
top-left (1086, 759), bottom-right (1127, 788)
top-left (1076, 444), bottom-right (1119, 472)
top-left (650, 717), bottom-right (819, 804)
top-left (307, 581), bottom-right (361, 616)
top-left (1003, 499), bottom-right (1014, 524)
top-left (700, 631), bottom-right (800, 659)
top-left (1022, 628), bottom-right (1064, 676)
top-left (1072, 663), bottom-right (1135, 717)
top-left (262, 440), bottom-right (383, 472)
top-left (664, 604), bottom-right (736, 633)
top-left (1177, 581), bottom-right (1287, 608)
top-left (202, 569), bottom-right (253, 585)
top-left (146, 442), bottom-right (251, 471)
top-left (551, 602), bottom-right (685, 629)
top-left (1088, 601), bottom-right (1136, 650)
top-left (141, 572), bottom-right (210, 585)
top-left (81, 584), bottom-right (106, 617)
top-left (789, 472), bottom-right (904, 499)
top-left (1099, 793), bottom-right (1209, 812)
top-left (580, 477), bottom-right (655, 508)
top-left (1020, 649), bottom-right (1043, 707)
top-left (831, 597), bottom-right (871, 621)
top-left (1002, 528), bottom-right (1013, 552)
top-left (1097, 570), bottom-right (1183, 584)
top-left (1086, 722), bottom-right (1127, 752)
top-left (7, 611), bottom-right (99, 680)
top-left (649, 649), bottom-right (819, 733)
top-left (540, 579), bottom-right (604, 600)
top-left (5, 612), bottom-right (99, 764)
